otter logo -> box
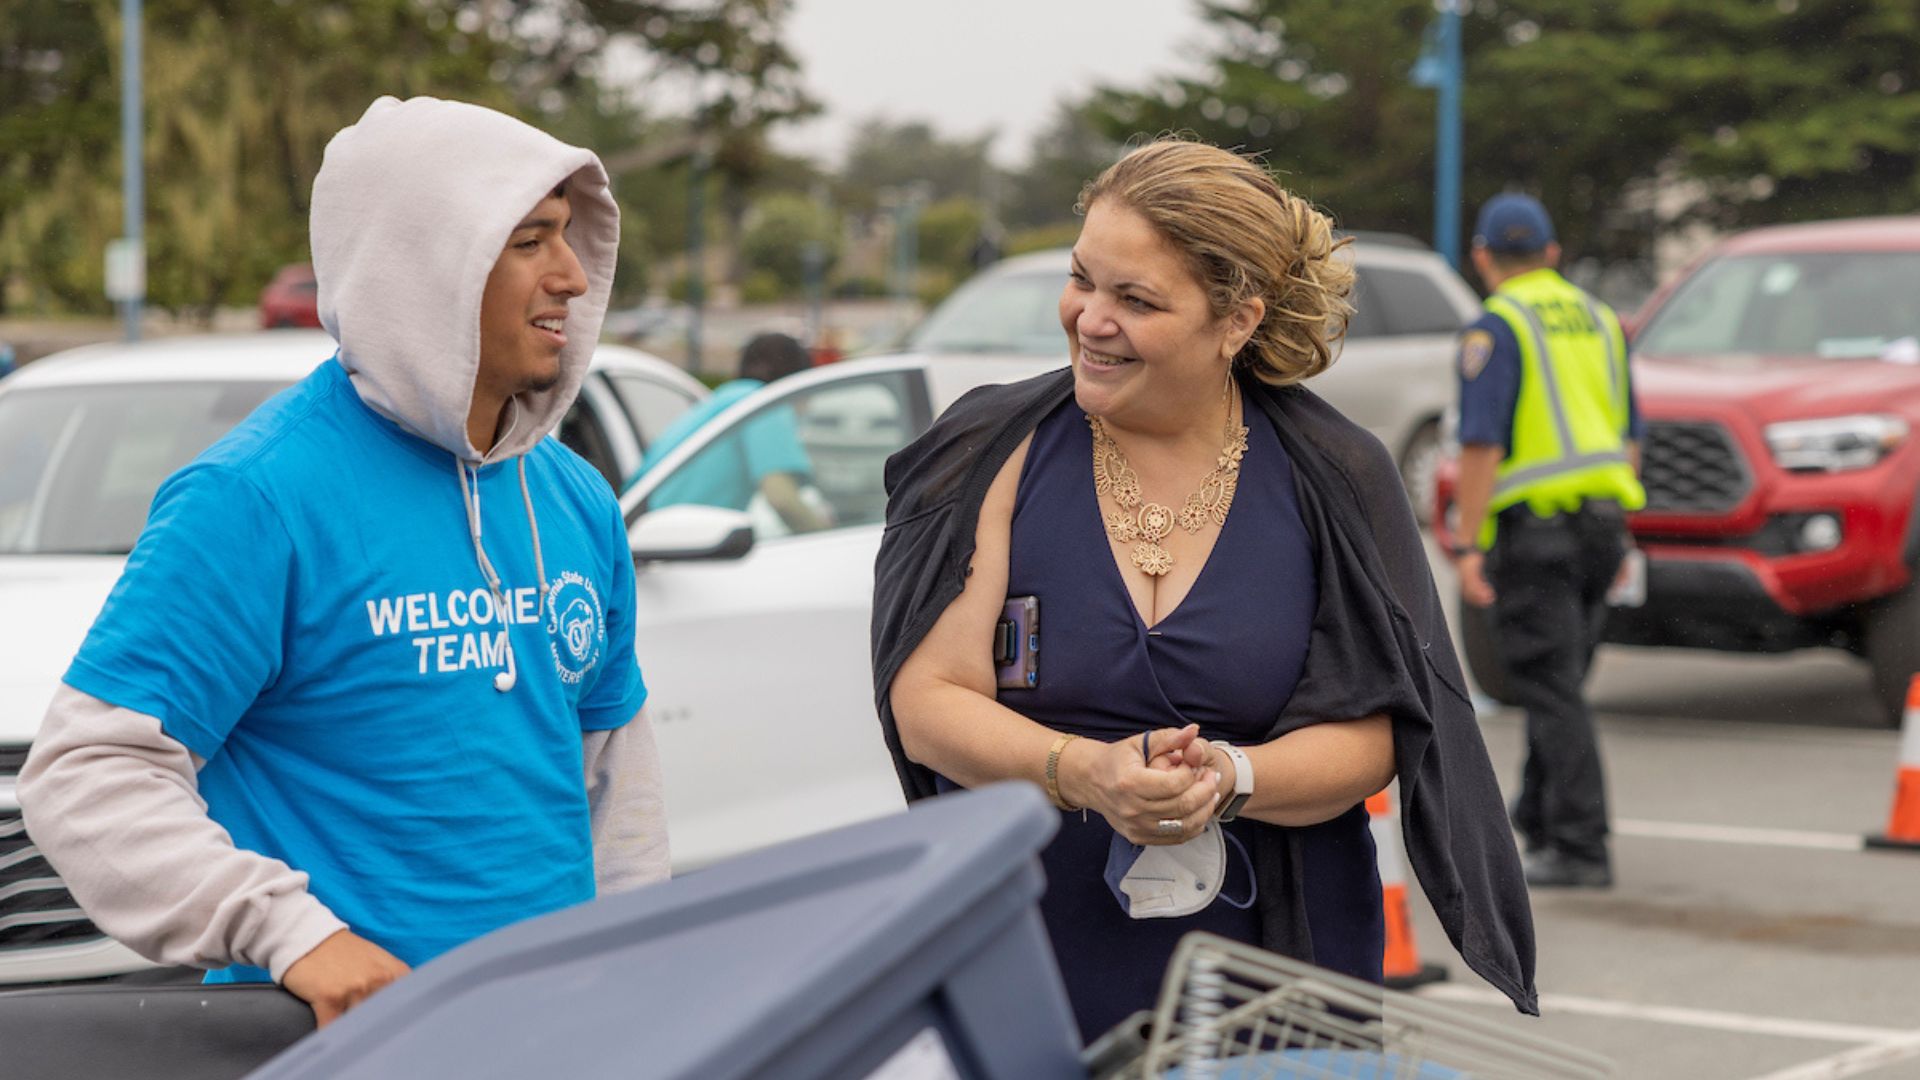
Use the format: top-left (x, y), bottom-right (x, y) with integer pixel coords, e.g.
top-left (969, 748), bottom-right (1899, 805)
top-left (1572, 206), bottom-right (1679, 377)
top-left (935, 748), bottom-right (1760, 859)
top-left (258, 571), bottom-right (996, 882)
top-left (545, 570), bottom-right (605, 685)
top-left (560, 599), bottom-right (595, 661)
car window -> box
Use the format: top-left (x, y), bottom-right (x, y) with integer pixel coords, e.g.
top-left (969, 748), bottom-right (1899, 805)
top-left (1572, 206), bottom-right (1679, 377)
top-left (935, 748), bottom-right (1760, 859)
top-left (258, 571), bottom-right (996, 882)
top-left (907, 269), bottom-right (1068, 354)
top-left (556, 388), bottom-right (623, 491)
top-left (1637, 252), bottom-right (1920, 358)
top-left (1345, 269), bottom-right (1390, 339)
top-left (646, 371), bottom-right (923, 539)
top-left (1367, 265), bottom-right (1467, 335)
top-left (0, 381), bottom-right (284, 555)
top-left (607, 372), bottom-right (701, 449)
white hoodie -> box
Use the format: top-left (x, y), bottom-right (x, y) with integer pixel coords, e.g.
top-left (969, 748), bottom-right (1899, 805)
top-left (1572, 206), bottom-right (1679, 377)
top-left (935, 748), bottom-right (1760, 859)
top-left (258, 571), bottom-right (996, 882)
top-left (18, 98), bottom-right (667, 984)
top-left (314, 95), bottom-right (619, 463)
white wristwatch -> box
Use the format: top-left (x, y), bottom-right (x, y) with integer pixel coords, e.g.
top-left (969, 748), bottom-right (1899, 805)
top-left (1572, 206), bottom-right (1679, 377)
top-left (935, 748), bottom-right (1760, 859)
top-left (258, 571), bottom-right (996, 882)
top-left (1213, 742), bottom-right (1254, 822)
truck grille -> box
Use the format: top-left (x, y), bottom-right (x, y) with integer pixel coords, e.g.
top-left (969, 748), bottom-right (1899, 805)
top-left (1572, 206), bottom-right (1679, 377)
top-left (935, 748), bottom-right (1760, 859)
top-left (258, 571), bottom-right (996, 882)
top-left (0, 745), bottom-right (109, 951)
top-left (1642, 421), bottom-right (1750, 514)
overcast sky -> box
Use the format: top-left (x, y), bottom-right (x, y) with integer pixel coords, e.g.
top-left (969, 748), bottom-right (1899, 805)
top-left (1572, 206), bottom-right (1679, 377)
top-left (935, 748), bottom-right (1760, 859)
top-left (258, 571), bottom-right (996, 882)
top-left (772, 0), bottom-right (1212, 168)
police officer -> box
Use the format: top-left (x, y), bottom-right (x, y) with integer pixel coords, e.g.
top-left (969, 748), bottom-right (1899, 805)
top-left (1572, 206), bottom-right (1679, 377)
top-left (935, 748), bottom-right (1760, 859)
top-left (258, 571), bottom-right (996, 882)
top-left (1448, 193), bottom-right (1645, 889)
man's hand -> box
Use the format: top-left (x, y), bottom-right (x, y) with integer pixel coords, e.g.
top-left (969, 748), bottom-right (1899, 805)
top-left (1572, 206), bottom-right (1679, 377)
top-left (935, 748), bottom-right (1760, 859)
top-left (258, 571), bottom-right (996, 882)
top-left (1455, 550), bottom-right (1496, 607)
top-left (280, 929), bottom-right (411, 1028)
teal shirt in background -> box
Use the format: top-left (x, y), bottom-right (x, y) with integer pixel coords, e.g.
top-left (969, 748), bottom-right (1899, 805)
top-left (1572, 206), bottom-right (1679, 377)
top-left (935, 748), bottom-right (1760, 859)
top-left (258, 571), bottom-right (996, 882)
top-left (634, 378), bottom-right (813, 512)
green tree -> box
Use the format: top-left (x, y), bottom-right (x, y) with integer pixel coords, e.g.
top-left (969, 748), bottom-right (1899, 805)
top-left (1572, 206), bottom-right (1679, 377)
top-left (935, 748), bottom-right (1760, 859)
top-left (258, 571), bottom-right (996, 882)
top-left (1001, 103), bottom-right (1122, 230)
top-left (835, 119), bottom-right (996, 218)
top-left (738, 192), bottom-right (838, 294)
top-left (1084, 0), bottom-right (1441, 238)
top-left (1480, 0), bottom-right (1920, 235)
top-left (515, 0), bottom-right (822, 291)
top-left (0, 0), bottom-right (121, 313)
top-left (0, 0), bottom-right (822, 316)
top-left (1081, 0), bottom-right (1920, 265)
top-left (0, 0), bottom-right (516, 316)
top-left (916, 197), bottom-right (986, 278)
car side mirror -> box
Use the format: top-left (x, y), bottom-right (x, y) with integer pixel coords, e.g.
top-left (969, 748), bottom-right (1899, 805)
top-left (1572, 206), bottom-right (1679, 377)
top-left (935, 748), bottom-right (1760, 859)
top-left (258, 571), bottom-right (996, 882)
top-left (629, 504), bottom-right (754, 562)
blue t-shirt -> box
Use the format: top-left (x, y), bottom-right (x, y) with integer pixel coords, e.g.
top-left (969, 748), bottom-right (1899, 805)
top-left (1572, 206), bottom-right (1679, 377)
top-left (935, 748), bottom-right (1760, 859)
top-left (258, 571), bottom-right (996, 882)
top-left (1455, 311), bottom-right (1644, 452)
top-left (639, 378), bottom-right (812, 512)
top-left (65, 359), bottom-right (648, 981)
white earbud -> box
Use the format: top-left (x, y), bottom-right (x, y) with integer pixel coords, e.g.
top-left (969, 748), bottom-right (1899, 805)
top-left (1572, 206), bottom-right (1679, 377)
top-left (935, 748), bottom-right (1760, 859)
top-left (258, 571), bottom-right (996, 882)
top-left (494, 639), bottom-right (518, 693)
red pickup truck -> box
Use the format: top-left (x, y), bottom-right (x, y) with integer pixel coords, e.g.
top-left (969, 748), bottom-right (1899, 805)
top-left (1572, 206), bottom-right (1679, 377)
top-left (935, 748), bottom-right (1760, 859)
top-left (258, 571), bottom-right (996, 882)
top-left (1439, 216), bottom-right (1920, 724)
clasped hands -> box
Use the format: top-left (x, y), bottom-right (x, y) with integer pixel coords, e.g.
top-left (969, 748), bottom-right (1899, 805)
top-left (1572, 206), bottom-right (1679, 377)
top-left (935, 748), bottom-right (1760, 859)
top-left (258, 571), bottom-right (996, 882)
top-left (1061, 723), bottom-right (1235, 845)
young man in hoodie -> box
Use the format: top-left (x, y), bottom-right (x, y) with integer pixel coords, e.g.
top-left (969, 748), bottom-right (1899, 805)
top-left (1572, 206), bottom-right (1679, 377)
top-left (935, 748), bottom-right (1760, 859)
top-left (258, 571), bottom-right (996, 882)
top-left (18, 97), bottom-right (667, 1026)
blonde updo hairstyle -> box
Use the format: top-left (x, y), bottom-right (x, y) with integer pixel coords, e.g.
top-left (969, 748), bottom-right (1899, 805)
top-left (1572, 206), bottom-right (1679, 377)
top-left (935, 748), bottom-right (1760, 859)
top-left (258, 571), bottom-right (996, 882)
top-left (1078, 138), bottom-right (1354, 385)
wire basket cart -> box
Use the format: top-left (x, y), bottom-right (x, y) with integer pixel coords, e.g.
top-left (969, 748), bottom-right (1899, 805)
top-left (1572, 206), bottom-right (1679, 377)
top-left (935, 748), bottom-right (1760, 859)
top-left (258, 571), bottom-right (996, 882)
top-left (1091, 932), bottom-right (1612, 1080)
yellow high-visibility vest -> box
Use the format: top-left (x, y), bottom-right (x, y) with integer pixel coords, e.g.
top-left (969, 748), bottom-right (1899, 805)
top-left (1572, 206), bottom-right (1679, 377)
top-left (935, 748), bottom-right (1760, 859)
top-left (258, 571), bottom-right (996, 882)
top-left (1477, 268), bottom-right (1644, 547)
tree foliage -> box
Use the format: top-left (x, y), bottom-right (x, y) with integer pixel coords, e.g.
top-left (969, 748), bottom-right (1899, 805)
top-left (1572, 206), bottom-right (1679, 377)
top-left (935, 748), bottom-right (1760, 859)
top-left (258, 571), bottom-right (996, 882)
top-left (834, 119), bottom-right (995, 219)
top-left (1000, 103), bottom-right (1122, 230)
top-left (915, 197), bottom-right (986, 277)
top-left (1080, 0), bottom-right (1920, 264)
top-left (1, 0), bottom-right (517, 315)
top-left (738, 191), bottom-right (837, 293)
top-left (0, 0), bottom-right (817, 315)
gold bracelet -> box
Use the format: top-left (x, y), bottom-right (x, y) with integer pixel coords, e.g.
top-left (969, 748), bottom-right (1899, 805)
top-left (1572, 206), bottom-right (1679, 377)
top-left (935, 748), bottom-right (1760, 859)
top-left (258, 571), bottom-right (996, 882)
top-left (1044, 733), bottom-right (1081, 811)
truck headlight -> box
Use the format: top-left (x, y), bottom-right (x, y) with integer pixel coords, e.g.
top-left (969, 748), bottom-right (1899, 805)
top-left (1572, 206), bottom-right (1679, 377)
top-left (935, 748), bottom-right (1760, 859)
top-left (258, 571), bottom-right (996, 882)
top-left (1764, 415), bottom-right (1908, 473)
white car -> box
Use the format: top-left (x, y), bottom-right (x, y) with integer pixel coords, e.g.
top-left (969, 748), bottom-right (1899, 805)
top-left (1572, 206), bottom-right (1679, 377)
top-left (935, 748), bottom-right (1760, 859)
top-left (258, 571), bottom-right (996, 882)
top-left (906, 238), bottom-right (1482, 514)
top-left (0, 330), bottom-right (705, 983)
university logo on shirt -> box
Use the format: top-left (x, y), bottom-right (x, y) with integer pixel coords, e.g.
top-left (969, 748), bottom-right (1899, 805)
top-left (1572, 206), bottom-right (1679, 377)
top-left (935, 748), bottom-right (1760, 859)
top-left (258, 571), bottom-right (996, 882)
top-left (545, 569), bottom-right (605, 686)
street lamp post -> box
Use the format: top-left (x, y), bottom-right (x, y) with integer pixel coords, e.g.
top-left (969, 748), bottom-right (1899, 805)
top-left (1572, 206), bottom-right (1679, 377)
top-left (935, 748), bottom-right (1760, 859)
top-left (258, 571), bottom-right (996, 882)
top-left (1412, 0), bottom-right (1464, 269)
top-left (1436, 1), bottom-right (1463, 270)
top-left (685, 132), bottom-right (711, 377)
top-left (117, 0), bottom-right (145, 341)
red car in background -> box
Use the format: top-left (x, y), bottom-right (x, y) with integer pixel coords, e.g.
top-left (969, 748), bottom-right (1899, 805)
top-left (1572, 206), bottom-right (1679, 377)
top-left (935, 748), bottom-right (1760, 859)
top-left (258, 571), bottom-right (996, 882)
top-left (258, 263), bottom-right (321, 329)
top-left (1438, 216), bottom-right (1920, 723)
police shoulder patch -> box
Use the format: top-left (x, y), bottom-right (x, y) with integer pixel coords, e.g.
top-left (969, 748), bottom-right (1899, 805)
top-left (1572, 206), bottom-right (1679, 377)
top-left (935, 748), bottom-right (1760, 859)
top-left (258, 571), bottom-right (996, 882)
top-left (1458, 329), bottom-right (1494, 380)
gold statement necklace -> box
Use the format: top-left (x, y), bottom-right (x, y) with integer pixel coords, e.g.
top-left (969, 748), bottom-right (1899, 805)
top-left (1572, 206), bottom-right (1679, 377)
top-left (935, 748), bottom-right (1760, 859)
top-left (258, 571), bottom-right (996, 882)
top-left (1089, 386), bottom-right (1249, 577)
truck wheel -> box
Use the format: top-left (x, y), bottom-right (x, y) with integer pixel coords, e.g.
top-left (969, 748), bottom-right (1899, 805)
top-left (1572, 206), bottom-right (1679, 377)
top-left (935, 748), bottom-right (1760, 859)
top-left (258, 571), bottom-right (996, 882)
top-left (1459, 591), bottom-right (1520, 706)
top-left (1864, 582), bottom-right (1920, 728)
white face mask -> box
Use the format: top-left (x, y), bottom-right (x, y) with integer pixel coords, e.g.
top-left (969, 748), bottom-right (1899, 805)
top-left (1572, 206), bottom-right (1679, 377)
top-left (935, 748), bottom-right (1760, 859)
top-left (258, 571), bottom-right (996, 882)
top-left (1103, 820), bottom-right (1257, 919)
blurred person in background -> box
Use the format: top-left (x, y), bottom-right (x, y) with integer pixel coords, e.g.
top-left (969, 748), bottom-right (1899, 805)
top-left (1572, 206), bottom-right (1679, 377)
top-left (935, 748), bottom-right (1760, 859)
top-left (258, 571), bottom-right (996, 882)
top-left (876, 139), bottom-right (1537, 1041)
top-left (638, 330), bottom-right (829, 533)
top-left (1446, 193), bottom-right (1644, 889)
top-left (19, 96), bottom-right (667, 1027)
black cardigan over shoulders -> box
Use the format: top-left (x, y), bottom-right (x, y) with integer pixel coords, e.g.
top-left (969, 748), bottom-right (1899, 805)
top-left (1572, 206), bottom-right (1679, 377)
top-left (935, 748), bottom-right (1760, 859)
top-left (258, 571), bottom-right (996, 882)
top-left (870, 367), bottom-right (1538, 1015)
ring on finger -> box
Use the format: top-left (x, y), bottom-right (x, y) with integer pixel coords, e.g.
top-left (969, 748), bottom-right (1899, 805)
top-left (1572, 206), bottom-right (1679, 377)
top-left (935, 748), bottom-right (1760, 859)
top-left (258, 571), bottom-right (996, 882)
top-left (1155, 818), bottom-right (1182, 837)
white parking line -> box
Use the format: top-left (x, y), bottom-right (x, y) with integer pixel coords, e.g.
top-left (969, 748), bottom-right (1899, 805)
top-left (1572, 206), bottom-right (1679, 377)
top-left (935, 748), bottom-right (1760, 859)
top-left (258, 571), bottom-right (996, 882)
top-left (1415, 984), bottom-right (1915, 1045)
top-left (1614, 819), bottom-right (1866, 852)
top-left (1746, 1034), bottom-right (1920, 1080)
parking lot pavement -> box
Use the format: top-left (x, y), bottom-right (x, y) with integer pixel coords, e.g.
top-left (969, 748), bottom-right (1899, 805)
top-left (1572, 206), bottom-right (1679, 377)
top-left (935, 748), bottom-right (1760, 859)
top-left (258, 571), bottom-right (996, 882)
top-left (1402, 644), bottom-right (1920, 1079)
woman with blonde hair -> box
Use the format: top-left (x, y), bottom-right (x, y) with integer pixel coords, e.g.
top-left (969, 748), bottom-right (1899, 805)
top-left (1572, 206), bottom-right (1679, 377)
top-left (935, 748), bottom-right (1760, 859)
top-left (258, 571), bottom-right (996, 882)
top-left (873, 139), bottom-right (1534, 1040)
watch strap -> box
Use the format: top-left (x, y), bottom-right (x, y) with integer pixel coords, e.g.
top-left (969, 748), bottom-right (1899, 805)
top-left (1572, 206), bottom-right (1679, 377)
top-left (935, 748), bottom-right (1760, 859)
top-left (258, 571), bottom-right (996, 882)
top-left (1214, 742), bottom-right (1254, 822)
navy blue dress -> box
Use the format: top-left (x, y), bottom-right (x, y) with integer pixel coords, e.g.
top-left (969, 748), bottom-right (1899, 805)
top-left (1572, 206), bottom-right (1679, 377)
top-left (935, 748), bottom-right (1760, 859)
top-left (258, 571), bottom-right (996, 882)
top-left (991, 398), bottom-right (1383, 1043)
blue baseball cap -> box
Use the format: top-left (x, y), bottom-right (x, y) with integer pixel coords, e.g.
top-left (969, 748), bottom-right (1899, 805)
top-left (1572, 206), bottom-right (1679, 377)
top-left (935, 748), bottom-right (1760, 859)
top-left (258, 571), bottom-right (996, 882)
top-left (1473, 193), bottom-right (1556, 254)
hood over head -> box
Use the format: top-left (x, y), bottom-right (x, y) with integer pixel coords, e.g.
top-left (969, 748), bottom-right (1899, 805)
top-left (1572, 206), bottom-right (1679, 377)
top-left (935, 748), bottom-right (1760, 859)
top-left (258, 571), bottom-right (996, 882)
top-left (311, 96), bottom-right (620, 462)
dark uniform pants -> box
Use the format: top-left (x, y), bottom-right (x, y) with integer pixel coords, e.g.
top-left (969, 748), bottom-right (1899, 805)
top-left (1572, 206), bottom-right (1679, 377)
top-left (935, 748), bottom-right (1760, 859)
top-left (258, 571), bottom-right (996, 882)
top-left (1486, 503), bottom-right (1627, 866)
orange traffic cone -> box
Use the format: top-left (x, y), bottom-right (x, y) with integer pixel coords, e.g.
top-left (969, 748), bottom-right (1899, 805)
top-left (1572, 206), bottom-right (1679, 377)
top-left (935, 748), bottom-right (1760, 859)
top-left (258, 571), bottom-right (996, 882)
top-left (1866, 673), bottom-right (1920, 852)
top-left (1367, 786), bottom-right (1448, 989)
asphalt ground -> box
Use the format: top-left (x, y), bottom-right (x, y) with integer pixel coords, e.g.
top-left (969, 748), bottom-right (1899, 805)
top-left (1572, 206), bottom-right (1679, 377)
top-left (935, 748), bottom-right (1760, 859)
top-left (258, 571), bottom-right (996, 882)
top-left (1403, 589), bottom-right (1920, 1078)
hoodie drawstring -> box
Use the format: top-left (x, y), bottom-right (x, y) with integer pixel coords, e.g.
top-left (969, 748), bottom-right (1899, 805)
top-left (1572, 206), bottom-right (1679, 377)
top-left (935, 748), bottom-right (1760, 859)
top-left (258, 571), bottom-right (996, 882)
top-left (457, 455), bottom-right (550, 693)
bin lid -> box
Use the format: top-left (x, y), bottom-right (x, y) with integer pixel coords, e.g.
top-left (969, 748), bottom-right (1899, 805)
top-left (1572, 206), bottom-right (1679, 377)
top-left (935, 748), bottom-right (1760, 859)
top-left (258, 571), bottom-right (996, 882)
top-left (252, 783), bottom-right (1060, 1080)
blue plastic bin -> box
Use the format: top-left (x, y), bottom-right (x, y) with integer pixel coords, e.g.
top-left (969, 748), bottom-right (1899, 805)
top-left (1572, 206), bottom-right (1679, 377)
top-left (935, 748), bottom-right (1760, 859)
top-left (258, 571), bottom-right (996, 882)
top-left (249, 782), bottom-right (1083, 1080)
